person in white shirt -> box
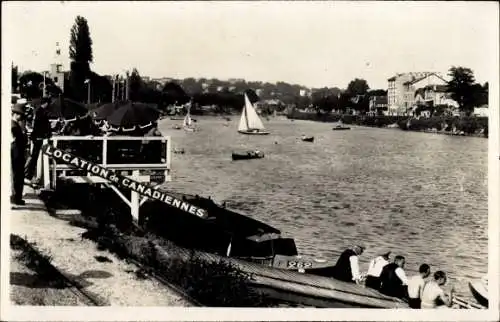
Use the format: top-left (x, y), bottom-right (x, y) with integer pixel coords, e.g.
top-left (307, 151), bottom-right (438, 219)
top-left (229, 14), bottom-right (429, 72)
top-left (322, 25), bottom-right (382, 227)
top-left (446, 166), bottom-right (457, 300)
top-left (420, 270), bottom-right (454, 309)
top-left (407, 264), bottom-right (431, 308)
top-left (379, 255), bottom-right (409, 298)
top-left (332, 245), bottom-right (365, 284)
top-left (365, 251), bottom-right (391, 290)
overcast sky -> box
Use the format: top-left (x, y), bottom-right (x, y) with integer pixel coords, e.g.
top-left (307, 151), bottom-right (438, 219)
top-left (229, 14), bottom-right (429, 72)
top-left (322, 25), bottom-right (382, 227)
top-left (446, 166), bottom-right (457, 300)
top-left (3, 1), bottom-right (498, 89)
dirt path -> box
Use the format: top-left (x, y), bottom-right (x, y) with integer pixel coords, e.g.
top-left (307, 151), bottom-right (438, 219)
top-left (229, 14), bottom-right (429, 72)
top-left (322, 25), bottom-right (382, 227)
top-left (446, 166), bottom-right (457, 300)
top-left (9, 186), bottom-right (193, 307)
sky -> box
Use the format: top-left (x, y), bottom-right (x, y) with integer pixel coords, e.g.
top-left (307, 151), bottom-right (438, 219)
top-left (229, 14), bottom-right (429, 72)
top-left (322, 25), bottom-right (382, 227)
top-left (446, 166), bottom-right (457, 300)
top-left (2, 1), bottom-right (499, 89)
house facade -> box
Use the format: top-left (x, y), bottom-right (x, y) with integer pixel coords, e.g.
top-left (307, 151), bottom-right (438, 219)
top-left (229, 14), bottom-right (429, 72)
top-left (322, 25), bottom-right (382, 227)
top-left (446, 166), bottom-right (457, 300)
top-left (369, 95), bottom-right (388, 115)
top-left (387, 72), bottom-right (446, 115)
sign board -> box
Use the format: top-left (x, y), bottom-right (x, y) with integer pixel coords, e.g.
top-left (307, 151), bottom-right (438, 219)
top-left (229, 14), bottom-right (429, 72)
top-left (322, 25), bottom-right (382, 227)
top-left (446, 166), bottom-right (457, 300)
top-left (42, 144), bottom-right (207, 219)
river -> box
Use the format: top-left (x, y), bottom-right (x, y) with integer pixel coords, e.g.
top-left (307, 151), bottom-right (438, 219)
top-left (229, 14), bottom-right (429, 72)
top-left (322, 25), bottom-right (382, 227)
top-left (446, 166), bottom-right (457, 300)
top-left (158, 116), bottom-right (488, 300)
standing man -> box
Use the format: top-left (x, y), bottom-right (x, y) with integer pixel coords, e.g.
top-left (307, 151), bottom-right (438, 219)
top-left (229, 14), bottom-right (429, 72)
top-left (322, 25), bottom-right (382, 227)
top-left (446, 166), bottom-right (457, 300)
top-left (407, 263), bottom-right (431, 308)
top-left (25, 97), bottom-right (52, 184)
top-left (379, 255), bottom-right (409, 298)
top-left (333, 245), bottom-right (365, 284)
top-left (11, 103), bottom-right (28, 205)
top-left (365, 251), bottom-right (391, 290)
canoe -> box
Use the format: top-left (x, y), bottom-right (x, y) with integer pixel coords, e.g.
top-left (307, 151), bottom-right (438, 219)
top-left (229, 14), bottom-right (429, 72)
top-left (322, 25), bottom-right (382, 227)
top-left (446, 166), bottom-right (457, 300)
top-left (469, 279), bottom-right (488, 307)
top-left (332, 126), bottom-right (351, 131)
top-left (232, 151), bottom-right (265, 160)
top-left (301, 136), bottom-right (314, 142)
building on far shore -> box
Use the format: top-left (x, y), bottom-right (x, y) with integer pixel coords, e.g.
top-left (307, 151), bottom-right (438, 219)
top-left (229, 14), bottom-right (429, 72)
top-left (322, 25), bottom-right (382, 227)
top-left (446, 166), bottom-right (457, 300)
top-left (369, 95), bottom-right (388, 115)
top-left (387, 72), bottom-right (447, 115)
top-left (48, 42), bottom-right (66, 93)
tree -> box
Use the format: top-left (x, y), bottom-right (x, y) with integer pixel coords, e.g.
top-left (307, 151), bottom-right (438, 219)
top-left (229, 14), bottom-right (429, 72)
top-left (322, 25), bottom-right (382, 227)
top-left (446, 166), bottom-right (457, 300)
top-left (446, 66), bottom-right (477, 115)
top-left (346, 78), bottom-right (369, 96)
top-left (244, 89), bottom-right (259, 103)
top-left (18, 71), bottom-right (59, 100)
top-left (68, 16), bottom-right (94, 102)
top-left (69, 16), bottom-right (93, 63)
top-left (128, 68), bottom-right (143, 101)
top-left (368, 89), bottom-right (387, 97)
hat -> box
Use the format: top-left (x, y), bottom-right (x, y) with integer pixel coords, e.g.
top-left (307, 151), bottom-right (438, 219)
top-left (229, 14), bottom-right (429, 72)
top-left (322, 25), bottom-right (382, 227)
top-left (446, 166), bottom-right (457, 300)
top-left (12, 104), bottom-right (26, 115)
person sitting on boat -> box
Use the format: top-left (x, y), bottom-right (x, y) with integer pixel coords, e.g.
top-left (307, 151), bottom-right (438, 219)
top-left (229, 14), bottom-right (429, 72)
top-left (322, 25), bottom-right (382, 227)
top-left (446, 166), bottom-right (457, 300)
top-left (420, 271), bottom-right (454, 309)
top-left (379, 255), bottom-right (408, 298)
top-left (332, 245), bottom-right (365, 284)
top-left (406, 263), bottom-right (431, 309)
top-left (365, 251), bottom-right (391, 290)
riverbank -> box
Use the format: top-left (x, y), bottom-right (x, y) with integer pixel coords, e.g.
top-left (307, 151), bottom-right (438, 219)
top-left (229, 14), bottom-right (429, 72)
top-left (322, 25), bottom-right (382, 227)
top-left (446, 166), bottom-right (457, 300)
top-left (287, 111), bottom-right (488, 138)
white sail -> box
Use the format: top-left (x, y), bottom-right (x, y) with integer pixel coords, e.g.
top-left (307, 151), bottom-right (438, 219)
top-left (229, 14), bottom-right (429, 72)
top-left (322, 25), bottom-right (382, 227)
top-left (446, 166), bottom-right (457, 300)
top-left (183, 114), bottom-right (192, 127)
top-left (183, 103), bottom-right (193, 129)
top-left (238, 107), bottom-right (248, 131)
top-left (243, 94), bottom-right (265, 130)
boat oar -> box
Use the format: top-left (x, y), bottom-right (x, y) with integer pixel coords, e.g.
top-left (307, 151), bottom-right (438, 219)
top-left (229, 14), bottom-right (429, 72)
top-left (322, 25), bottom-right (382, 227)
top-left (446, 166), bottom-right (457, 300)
top-left (452, 295), bottom-right (486, 309)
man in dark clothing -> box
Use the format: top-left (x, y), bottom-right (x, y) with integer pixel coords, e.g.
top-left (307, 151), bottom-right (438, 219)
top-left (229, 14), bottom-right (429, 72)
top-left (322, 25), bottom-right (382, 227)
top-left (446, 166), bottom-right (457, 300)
top-left (379, 255), bottom-right (409, 299)
top-left (332, 245), bottom-right (365, 283)
top-left (25, 97), bottom-right (52, 183)
top-left (11, 103), bottom-right (28, 205)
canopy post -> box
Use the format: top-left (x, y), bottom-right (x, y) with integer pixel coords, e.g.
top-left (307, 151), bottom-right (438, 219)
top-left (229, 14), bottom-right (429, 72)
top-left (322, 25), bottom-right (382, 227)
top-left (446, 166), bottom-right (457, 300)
top-left (131, 191), bottom-right (139, 223)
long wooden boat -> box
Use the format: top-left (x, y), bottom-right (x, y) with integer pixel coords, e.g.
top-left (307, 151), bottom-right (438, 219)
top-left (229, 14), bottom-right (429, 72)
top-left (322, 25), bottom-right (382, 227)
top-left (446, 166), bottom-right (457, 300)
top-left (141, 192), bottom-right (336, 273)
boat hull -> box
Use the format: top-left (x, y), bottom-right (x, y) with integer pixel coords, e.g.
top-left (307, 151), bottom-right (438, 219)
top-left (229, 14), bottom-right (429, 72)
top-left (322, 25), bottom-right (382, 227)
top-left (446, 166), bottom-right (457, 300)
top-left (232, 152), bottom-right (265, 161)
top-left (332, 127), bottom-right (351, 131)
top-left (238, 130), bottom-right (270, 135)
top-left (469, 281), bottom-right (488, 307)
top-left (302, 137), bottom-right (314, 142)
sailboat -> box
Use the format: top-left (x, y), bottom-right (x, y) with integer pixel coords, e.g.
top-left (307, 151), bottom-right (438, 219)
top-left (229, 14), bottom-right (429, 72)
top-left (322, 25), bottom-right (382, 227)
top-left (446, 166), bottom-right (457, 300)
top-left (183, 102), bottom-right (196, 132)
top-left (238, 94), bottom-right (270, 135)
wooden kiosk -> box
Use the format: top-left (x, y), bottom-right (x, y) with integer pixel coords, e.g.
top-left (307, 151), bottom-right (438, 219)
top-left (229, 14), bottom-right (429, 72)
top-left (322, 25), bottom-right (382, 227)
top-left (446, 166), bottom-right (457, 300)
top-left (39, 135), bottom-right (172, 222)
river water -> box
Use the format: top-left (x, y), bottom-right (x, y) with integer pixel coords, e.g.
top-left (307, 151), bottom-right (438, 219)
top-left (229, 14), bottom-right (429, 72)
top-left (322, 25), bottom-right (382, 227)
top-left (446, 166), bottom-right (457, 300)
top-left (158, 116), bottom-right (488, 300)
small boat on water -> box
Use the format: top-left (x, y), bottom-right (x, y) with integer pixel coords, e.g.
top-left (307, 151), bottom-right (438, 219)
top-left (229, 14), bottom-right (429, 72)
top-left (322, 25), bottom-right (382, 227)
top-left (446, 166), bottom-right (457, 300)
top-left (238, 94), bottom-right (270, 135)
top-left (232, 150), bottom-right (265, 161)
top-left (332, 122), bottom-right (351, 131)
top-left (173, 148), bottom-right (185, 154)
top-left (301, 135), bottom-right (314, 142)
top-left (469, 277), bottom-right (488, 307)
top-left (173, 124), bottom-right (182, 130)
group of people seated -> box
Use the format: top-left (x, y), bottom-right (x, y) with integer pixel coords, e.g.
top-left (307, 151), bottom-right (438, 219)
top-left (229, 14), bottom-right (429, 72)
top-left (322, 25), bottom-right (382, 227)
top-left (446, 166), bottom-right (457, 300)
top-left (331, 245), bottom-right (455, 309)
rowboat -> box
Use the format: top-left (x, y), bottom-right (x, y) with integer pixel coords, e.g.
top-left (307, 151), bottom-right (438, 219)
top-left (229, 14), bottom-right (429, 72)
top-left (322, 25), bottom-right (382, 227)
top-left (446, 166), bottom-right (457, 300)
top-left (301, 136), bottom-right (314, 142)
top-left (232, 150), bottom-right (265, 161)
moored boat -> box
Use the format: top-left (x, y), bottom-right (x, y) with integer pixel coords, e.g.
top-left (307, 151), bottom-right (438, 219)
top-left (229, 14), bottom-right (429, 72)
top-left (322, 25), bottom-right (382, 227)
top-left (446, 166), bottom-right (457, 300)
top-left (232, 150), bottom-right (265, 161)
top-left (301, 135), bottom-right (314, 142)
top-left (332, 125), bottom-right (351, 131)
top-left (469, 277), bottom-right (488, 307)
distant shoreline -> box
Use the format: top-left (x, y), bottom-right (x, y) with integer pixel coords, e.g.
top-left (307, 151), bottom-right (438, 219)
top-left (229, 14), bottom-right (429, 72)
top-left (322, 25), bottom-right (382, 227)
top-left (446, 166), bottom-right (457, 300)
top-left (287, 111), bottom-right (488, 138)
